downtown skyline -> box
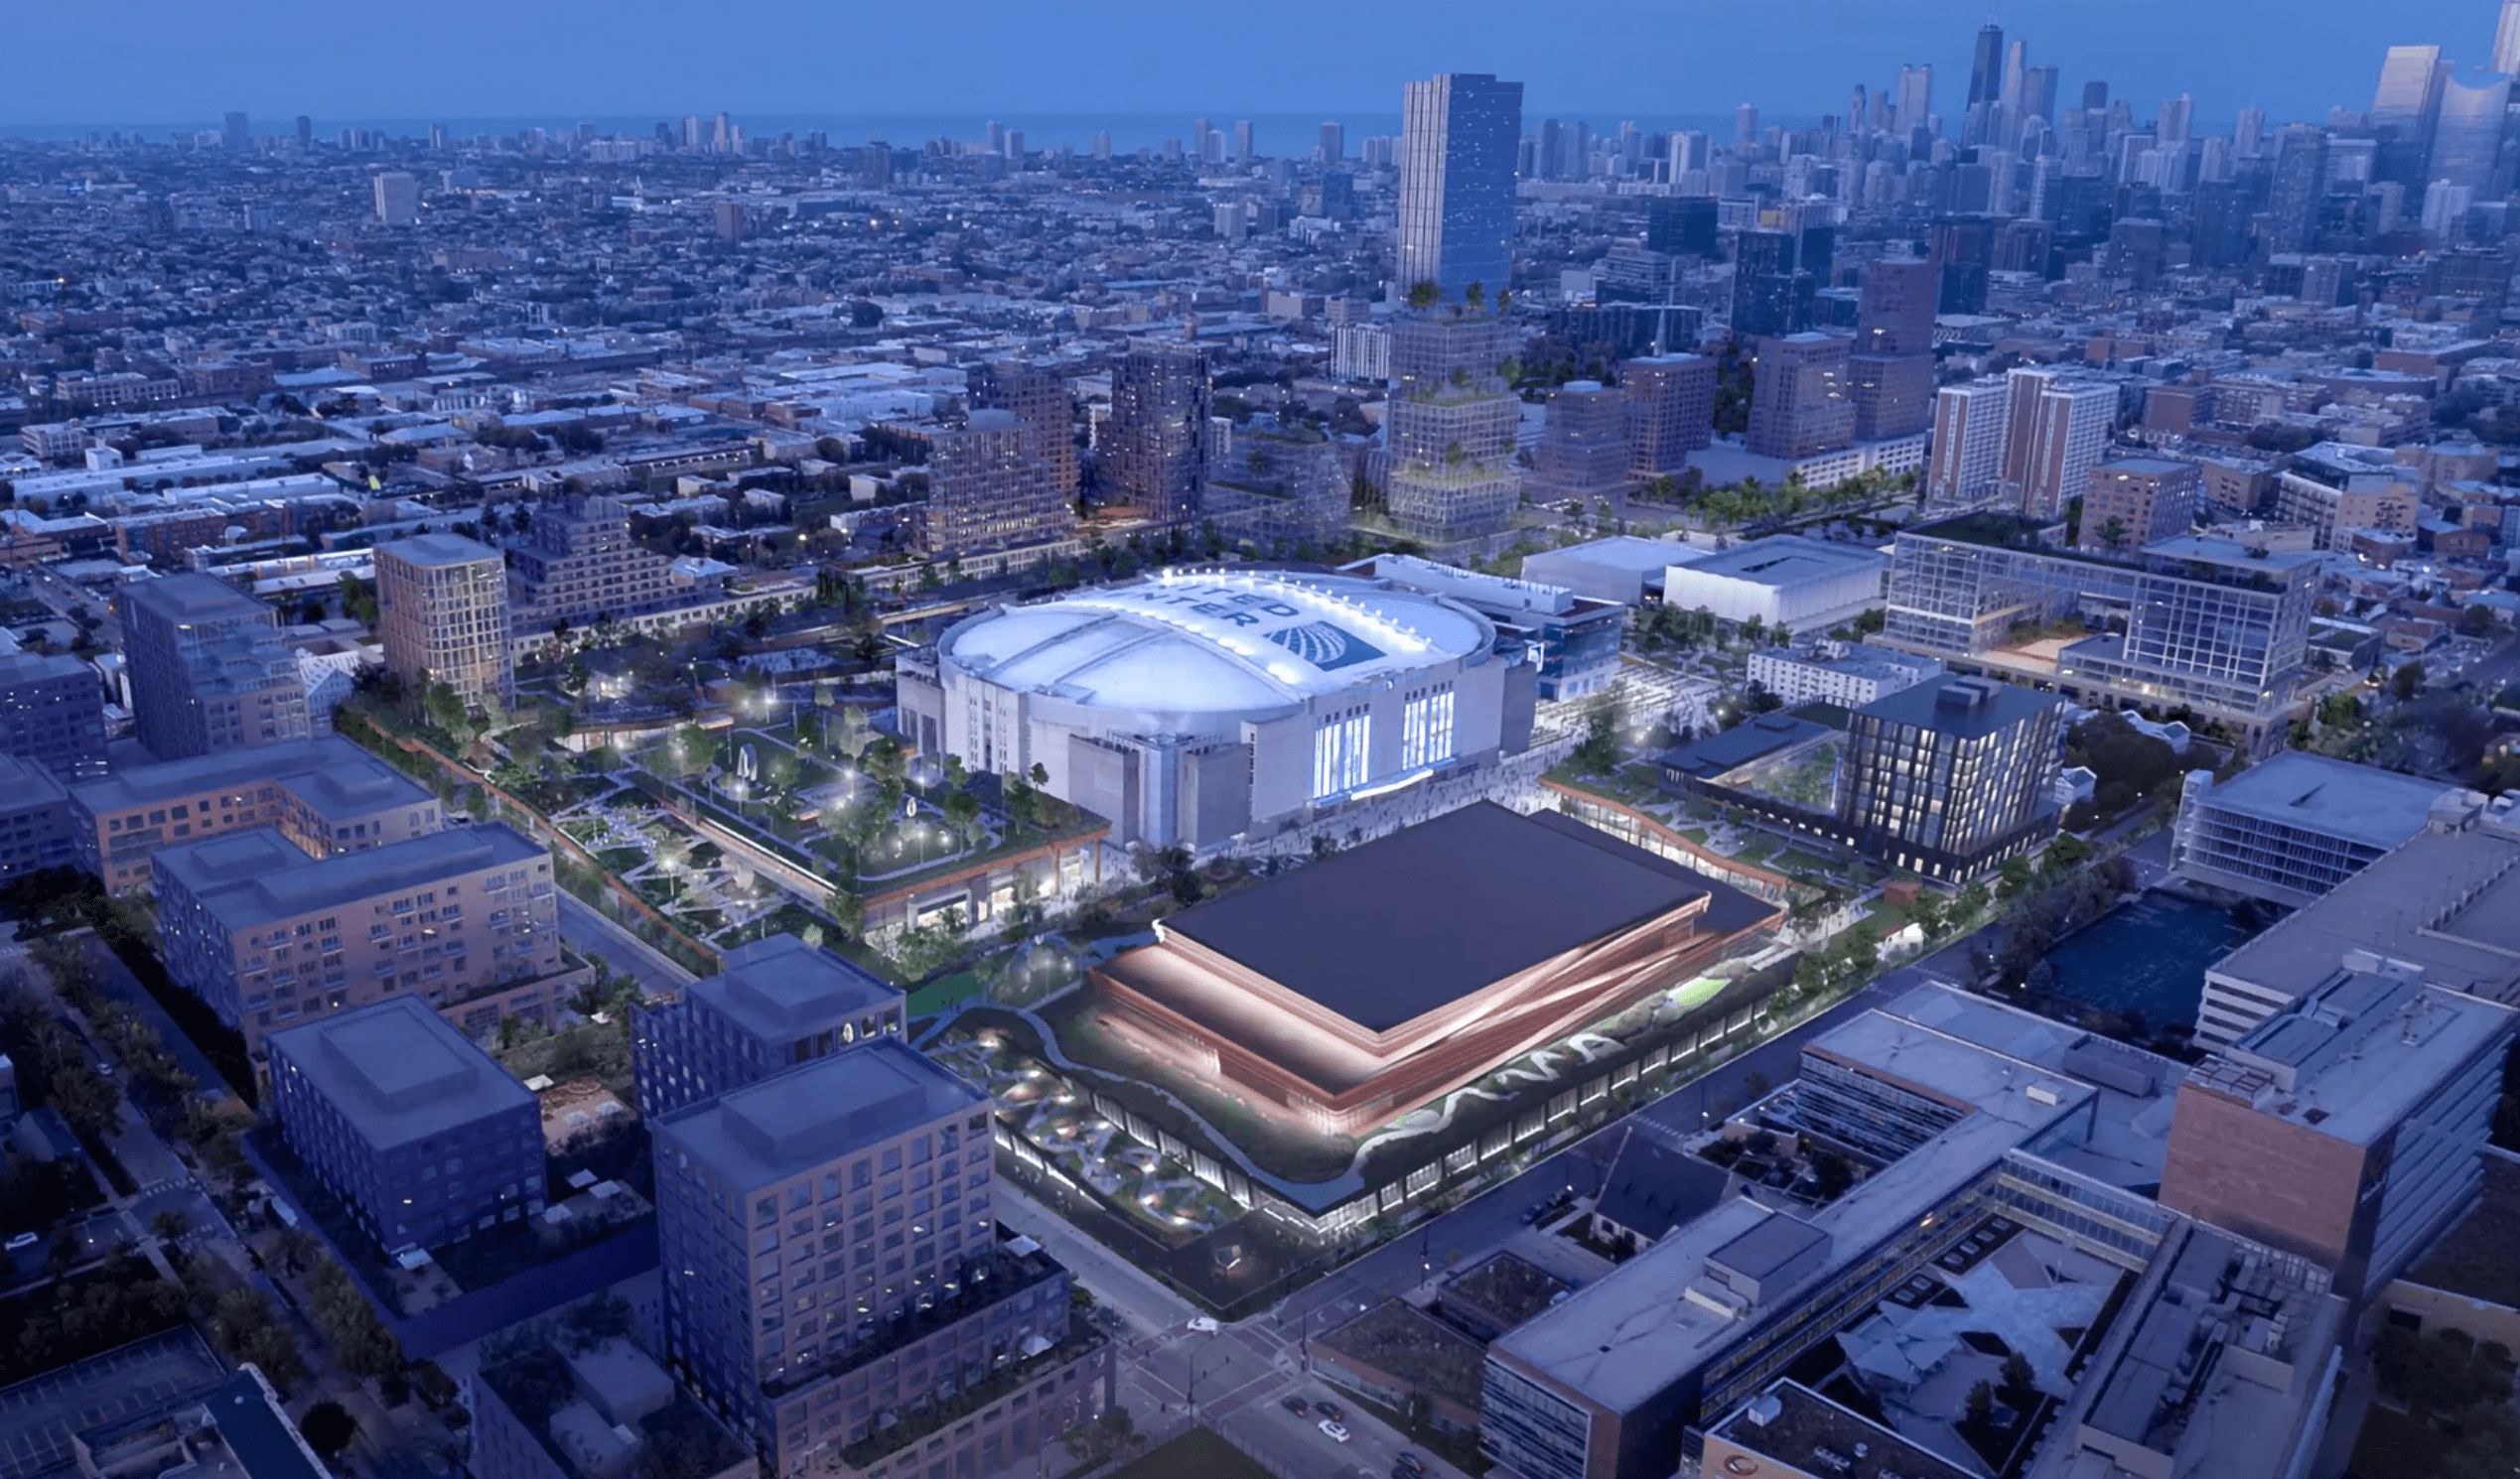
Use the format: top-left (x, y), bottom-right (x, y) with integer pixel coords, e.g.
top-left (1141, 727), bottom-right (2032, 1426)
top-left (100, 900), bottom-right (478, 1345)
top-left (0, 0), bottom-right (2496, 138)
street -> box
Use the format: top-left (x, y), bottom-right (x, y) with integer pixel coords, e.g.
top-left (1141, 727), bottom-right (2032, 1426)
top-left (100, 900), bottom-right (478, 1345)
top-left (556, 890), bottom-right (696, 999)
top-left (996, 970), bottom-right (1911, 1479)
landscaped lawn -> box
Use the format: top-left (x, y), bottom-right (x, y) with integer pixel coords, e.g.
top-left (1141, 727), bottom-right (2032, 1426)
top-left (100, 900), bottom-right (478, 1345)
top-left (1107, 1428), bottom-right (1275, 1479)
top-left (907, 968), bottom-right (987, 1017)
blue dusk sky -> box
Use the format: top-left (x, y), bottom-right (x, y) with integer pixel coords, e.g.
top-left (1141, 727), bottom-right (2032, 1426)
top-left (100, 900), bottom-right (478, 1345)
top-left (0, 0), bottom-right (2496, 142)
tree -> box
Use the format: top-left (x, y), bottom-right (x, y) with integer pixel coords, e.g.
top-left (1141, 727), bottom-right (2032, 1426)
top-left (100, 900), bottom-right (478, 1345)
top-left (1065, 1407), bottom-right (1140, 1467)
top-left (667, 725), bottom-right (716, 778)
top-left (1995, 855), bottom-right (2036, 900)
top-left (1964, 1380), bottom-right (1995, 1427)
top-left (1999, 1349), bottom-right (2036, 1398)
top-left (941, 789), bottom-right (984, 850)
top-left (299, 1401), bottom-right (359, 1459)
top-left (2394, 660), bottom-right (2428, 701)
top-left (2096, 514), bottom-right (2129, 552)
top-left (422, 679), bottom-right (470, 740)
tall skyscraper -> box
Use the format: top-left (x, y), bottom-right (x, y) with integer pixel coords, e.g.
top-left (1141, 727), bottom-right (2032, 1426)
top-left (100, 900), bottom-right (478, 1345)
top-left (1964, 22), bottom-right (2005, 142)
top-left (1384, 315), bottom-right (1520, 542)
top-left (2267, 125), bottom-right (2329, 254)
top-left (1319, 120), bottom-right (1343, 162)
top-left (2234, 105), bottom-right (2266, 158)
top-left (1894, 65), bottom-right (1934, 134)
top-left (1966, 23), bottom-right (2005, 105)
top-left (1395, 72), bottom-right (1523, 303)
top-left (1732, 228), bottom-right (1813, 336)
top-left (2022, 66), bottom-right (2059, 125)
top-left (375, 533), bottom-right (512, 707)
top-left (2500, 0), bottom-right (2520, 73)
top-left (121, 575), bottom-right (312, 762)
top-left (1747, 334), bottom-right (1855, 460)
top-left (222, 111), bottom-right (249, 152)
top-left (2157, 93), bottom-right (2194, 151)
top-left (2430, 72), bottom-right (2513, 196)
top-left (1849, 257), bottom-right (1937, 442)
top-left (1733, 102), bottom-right (1758, 148)
top-left (2371, 44), bottom-right (2450, 187)
top-left (1926, 380), bottom-right (2014, 507)
top-left (1231, 119), bottom-right (1255, 161)
top-left (1105, 340), bottom-right (1211, 524)
top-left (293, 115), bottom-right (312, 149)
top-left (2006, 368), bottom-right (2119, 520)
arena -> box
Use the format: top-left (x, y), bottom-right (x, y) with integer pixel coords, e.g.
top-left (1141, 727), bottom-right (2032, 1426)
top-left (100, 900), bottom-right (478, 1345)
top-left (898, 568), bottom-right (1534, 848)
top-left (1091, 803), bottom-right (1782, 1136)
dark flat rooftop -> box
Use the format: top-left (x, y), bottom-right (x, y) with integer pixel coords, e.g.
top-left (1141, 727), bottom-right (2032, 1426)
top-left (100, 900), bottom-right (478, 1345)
top-left (1660, 713), bottom-right (1836, 779)
top-left (1159, 801), bottom-right (1741, 1033)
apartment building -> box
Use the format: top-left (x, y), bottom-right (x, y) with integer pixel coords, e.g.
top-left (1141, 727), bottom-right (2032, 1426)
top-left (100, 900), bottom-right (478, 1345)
top-left (1746, 334), bottom-right (1854, 460)
top-left (631, 932), bottom-right (906, 1120)
top-left (1836, 675), bottom-right (2063, 880)
top-left (0, 753), bottom-right (75, 881)
top-left (267, 993), bottom-right (546, 1253)
top-left (376, 532), bottom-right (513, 705)
top-left (2078, 457), bottom-right (2200, 553)
top-left (1745, 642), bottom-right (1941, 709)
top-left (919, 410), bottom-right (1074, 557)
top-left (154, 822), bottom-right (563, 1059)
top-left (507, 494), bottom-right (682, 635)
top-left (650, 1040), bottom-right (1111, 1477)
top-left (1621, 353), bottom-right (1717, 476)
top-left (120, 573), bottom-right (312, 761)
top-left (0, 650), bottom-right (106, 781)
top-left (69, 735), bottom-right (443, 893)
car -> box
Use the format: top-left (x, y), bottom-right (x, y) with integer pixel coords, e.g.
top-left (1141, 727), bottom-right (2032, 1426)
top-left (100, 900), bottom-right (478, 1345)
top-left (1397, 1455), bottom-right (1427, 1475)
top-left (1282, 1397), bottom-right (1311, 1417)
top-left (1317, 1401), bottom-right (1345, 1423)
top-left (4, 1232), bottom-right (39, 1253)
top-left (1187, 1316), bottom-right (1220, 1333)
top-left (1318, 1419), bottom-right (1350, 1443)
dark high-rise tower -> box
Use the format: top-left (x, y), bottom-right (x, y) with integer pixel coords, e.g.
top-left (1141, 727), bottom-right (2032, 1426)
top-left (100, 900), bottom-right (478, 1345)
top-left (1967, 24), bottom-right (2005, 107)
top-left (1849, 257), bottom-right (1938, 441)
top-left (1106, 340), bottom-right (1211, 524)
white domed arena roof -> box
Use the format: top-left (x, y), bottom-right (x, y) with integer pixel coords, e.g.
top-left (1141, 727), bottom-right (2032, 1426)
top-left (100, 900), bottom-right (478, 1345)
top-left (939, 569), bottom-right (1494, 717)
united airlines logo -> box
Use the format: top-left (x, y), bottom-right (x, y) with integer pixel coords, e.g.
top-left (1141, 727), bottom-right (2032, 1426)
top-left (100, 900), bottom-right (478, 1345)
top-left (1266, 621), bottom-right (1385, 671)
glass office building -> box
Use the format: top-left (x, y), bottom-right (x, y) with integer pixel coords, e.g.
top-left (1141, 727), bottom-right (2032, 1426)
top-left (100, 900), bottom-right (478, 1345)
top-left (1884, 515), bottom-right (2317, 730)
top-left (1396, 73), bottom-right (1523, 303)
